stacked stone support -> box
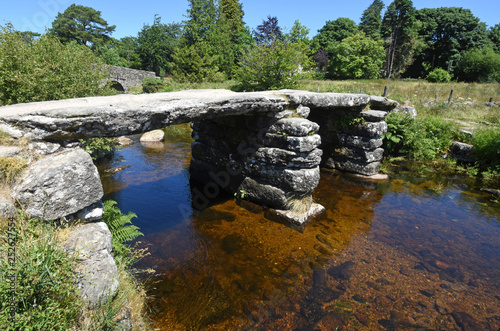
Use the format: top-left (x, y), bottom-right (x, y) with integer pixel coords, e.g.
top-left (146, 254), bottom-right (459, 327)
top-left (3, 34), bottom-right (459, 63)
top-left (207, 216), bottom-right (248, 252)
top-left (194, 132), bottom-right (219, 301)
top-left (190, 110), bottom-right (324, 224)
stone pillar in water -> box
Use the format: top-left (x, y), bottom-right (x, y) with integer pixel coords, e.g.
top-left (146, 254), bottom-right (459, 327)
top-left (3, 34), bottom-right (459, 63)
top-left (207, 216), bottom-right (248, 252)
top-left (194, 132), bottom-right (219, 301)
top-left (190, 107), bottom-right (324, 226)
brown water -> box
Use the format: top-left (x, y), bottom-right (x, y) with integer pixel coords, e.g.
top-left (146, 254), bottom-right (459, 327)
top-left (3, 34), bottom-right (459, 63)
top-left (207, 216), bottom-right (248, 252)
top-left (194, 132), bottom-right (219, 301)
top-left (99, 125), bottom-right (500, 330)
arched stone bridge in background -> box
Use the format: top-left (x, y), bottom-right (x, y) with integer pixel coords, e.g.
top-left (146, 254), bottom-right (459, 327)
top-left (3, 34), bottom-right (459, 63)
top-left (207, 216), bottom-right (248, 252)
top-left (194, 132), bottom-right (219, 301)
top-left (107, 66), bottom-right (158, 93)
top-left (0, 90), bottom-right (398, 226)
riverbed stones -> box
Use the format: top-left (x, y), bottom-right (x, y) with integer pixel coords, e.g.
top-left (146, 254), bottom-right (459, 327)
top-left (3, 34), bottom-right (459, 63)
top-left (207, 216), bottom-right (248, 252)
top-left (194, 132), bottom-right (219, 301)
top-left (140, 129), bottom-right (164, 142)
top-left (64, 222), bottom-right (119, 307)
top-left (12, 148), bottom-right (103, 221)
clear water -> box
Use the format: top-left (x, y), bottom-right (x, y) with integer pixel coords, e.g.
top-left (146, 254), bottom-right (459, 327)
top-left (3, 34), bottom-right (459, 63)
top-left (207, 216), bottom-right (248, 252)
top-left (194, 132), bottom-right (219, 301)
top-left (99, 125), bottom-right (500, 330)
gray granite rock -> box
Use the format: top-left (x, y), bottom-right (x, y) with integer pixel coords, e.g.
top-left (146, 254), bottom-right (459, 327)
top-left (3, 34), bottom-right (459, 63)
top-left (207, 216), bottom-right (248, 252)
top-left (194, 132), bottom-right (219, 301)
top-left (64, 222), bottom-right (119, 307)
top-left (263, 133), bottom-right (322, 152)
top-left (254, 147), bottom-right (322, 168)
top-left (268, 118), bottom-right (320, 136)
top-left (244, 163), bottom-right (320, 192)
top-left (449, 141), bottom-right (474, 164)
top-left (333, 147), bottom-right (384, 163)
top-left (0, 146), bottom-right (22, 157)
top-left (12, 148), bottom-right (103, 221)
top-left (337, 134), bottom-right (383, 150)
top-left (369, 96), bottom-right (399, 110)
top-left (361, 110), bottom-right (387, 122)
top-left (140, 129), bottom-right (164, 142)
top-left (0, 197), bottom-right (17, 219)
top-left (328, 158), bottom-right (381, 176)
top-left (342, 121), bottom-right (388, 138)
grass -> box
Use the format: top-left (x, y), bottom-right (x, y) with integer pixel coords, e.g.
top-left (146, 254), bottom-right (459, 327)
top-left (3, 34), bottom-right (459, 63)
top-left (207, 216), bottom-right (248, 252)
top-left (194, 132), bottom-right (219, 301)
top-left (0, 212), bottom-right (152, 331)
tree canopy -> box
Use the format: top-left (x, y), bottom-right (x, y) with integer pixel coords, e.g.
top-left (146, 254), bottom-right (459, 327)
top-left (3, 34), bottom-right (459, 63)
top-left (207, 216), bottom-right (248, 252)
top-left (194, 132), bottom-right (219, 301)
top-left (360, 0), bottom-right (385, 40)
top-left (50, 4), bottom-right (115, 46)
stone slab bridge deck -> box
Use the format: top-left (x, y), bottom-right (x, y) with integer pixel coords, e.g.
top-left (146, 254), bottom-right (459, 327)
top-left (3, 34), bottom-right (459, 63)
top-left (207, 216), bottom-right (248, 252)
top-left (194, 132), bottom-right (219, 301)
top-left (0, 89), bottom-right (398, 226)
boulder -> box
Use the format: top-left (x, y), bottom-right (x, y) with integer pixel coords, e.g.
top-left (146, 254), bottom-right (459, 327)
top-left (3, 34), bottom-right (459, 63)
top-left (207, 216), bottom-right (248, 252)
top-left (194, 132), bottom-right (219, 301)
top-left (341, 121), bottom-right (387, 138)
top-left (369, 96), bottom-right (399, 110)
top-left (244, 162), bottom-right (320, 192)
top-left (268, 118), bottom-right (320, 136)
top-left (64, 222), bottom-right (119, 307)
top-left (360, 110), bottom-right (387, 122)
top-left (328, 158), bottom-right (381, 176)
top-left (238, 177), bottom-right (289, 210)
top-left (116, 136), bottom-right (134, 146)
top-left (449, 141), bottom-right (474, 164)
top-left (140, 129), bottom-right (164, 142)
top-left (332, 147), bottom-right (384, 163)
top-left (12, 148), bottom-right (103, 221)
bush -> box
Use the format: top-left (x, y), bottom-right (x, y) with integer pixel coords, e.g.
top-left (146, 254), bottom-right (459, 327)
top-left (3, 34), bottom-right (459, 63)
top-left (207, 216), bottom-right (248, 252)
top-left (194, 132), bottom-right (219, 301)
top-left (426, 68), bottom-right (452, 83)
top-left (384, 112), bottom-right (456, 160)
top-left (0, 24), bottom-right (111, 106)
top-left (235, 38), bottom-right (310, 91)
top-left (471, 127), bottom-right (500, 172)
top-left (455, 47), bottom-right (500, 83)
top-left (79, 137), bottom-right (117, 162)
top-left (142, 77), bottom-right (165, 93)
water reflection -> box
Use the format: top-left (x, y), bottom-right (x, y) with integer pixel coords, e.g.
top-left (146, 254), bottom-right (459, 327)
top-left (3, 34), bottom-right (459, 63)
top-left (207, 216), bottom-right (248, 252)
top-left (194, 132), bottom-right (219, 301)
top-left (99, 125), bottom-right (500, 331)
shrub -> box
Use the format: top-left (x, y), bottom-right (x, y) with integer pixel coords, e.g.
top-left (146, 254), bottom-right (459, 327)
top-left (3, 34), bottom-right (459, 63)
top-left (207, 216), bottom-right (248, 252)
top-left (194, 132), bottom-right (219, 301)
top-left (384, 112), bottom-right (456, 160)
top-left (79, 137), bottom-right (117, 162)
top-left (471, 127), bottom-right (500, 172)
top-left (235, 38), bottom-right (310, 91)
top-left (455, 47), bottom-right (500, 83)
top-left (142, 77), bottom-right (165, 93)
top-left (0, 24), bottom-right (111, 106)
top-left (426, 68), bottom-right (452, 83)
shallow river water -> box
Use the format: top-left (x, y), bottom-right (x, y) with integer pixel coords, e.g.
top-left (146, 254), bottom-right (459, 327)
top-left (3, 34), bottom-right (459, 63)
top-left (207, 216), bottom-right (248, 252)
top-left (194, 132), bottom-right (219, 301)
top-left (99, 125), bottom-right (500, 330)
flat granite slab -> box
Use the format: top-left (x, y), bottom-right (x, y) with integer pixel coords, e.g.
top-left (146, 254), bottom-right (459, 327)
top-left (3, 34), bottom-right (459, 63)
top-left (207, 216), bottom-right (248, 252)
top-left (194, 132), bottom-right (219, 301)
top-left (0, 89), bottom-right (372, 141)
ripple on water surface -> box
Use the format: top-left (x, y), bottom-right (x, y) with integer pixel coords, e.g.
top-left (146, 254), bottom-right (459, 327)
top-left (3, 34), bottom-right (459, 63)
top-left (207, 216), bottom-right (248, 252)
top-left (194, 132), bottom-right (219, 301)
top-left (100, 125), bottom-right (500, 330)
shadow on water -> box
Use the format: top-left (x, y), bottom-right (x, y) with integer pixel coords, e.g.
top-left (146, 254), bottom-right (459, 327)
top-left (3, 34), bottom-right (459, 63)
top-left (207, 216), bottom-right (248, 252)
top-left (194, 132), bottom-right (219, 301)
top-left (99, 124), bottom-right (500, 331)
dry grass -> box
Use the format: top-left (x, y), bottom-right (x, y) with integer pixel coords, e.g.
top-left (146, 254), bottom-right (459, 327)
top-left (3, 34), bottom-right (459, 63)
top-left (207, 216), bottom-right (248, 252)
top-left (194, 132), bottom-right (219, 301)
top-left (286, 193), bottom-right (313, 213)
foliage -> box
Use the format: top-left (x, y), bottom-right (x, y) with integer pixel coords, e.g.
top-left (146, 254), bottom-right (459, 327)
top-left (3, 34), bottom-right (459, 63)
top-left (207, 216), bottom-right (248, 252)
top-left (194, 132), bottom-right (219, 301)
top-left (328, 33), bottom-right (385, 79)
top-left (381, 0), bottom-right (417, 78)
top-left (312, 17), bottom-right (358, 54)
top-left (0, 216), bottom-right (82, 330)
top-left (102, 200), bottom-right (143, 264)
top-left (79, 137), bottom-right (117, 162)
top-left (454, 47), bottom-right (500, 83)
top-left (488, 24), bottom-right (500, 53)
top-left (384, 112), bottom-right (456, 160)
top-left (235, 37), bottom-right (310, 91)
top-left (49, 4), bottom-right (116, 46)
top-left (137, 15), bottom-right (182, 76)
top-left (0, 24), bottom-right (111, 106)
top-left (425, 68), bottom-right (452, 83)
top-left (142, 77), bottom-right (165, 93)
top-left (471, 127), bottom-right (500, 173)
top-left (253, 16), bottom-right (282, 45)
top-left (413, 7), bottom-right (488, 75)
top-left (172, 44), bottom-right (225, 83)
top-left (96, 37), bottom-right (141, 69)
top-left (359, 0), bottom-right (385, 40)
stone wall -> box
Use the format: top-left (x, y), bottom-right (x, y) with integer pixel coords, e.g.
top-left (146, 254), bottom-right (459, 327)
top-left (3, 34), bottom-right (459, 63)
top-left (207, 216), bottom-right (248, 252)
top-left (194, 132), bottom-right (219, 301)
top-left (190, 108), bottom-right (324, 225)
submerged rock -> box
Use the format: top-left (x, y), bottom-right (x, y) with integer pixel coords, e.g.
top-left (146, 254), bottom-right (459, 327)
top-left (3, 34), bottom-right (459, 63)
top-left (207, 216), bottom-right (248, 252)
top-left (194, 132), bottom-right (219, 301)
top-left (140, 129), bottom-right (164, 142)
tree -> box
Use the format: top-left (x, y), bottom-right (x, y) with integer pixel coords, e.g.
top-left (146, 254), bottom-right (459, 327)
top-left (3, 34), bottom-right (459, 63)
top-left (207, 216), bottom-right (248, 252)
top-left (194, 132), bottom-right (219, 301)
top-left (488, 24), bottom-right (500, 53)
top-left (219, 0), bottom-right (245, 42)
top-left (381, 0), bottom-right (417, 78)
top-left (312, 18), bottom-right (358, 53)
top-left (137, 15), bottom-right (182, 76)
top-left (50, 4), bottom-right (115, 46)
top-left (253, 16), bottom-right (282, 45)
top-left (0, 24), bottom-right (110, 105)
top-left (414, 7), bottom-right (488, 74)
top-left (359, 0), bottom-right (385, 40)
top-left (328, 33), bottom-right (385, 79)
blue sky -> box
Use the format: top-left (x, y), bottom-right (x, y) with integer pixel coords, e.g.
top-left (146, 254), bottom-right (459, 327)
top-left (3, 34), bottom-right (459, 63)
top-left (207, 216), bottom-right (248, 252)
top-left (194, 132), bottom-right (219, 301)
top-left (2, 0), bottom-right (499, 39)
